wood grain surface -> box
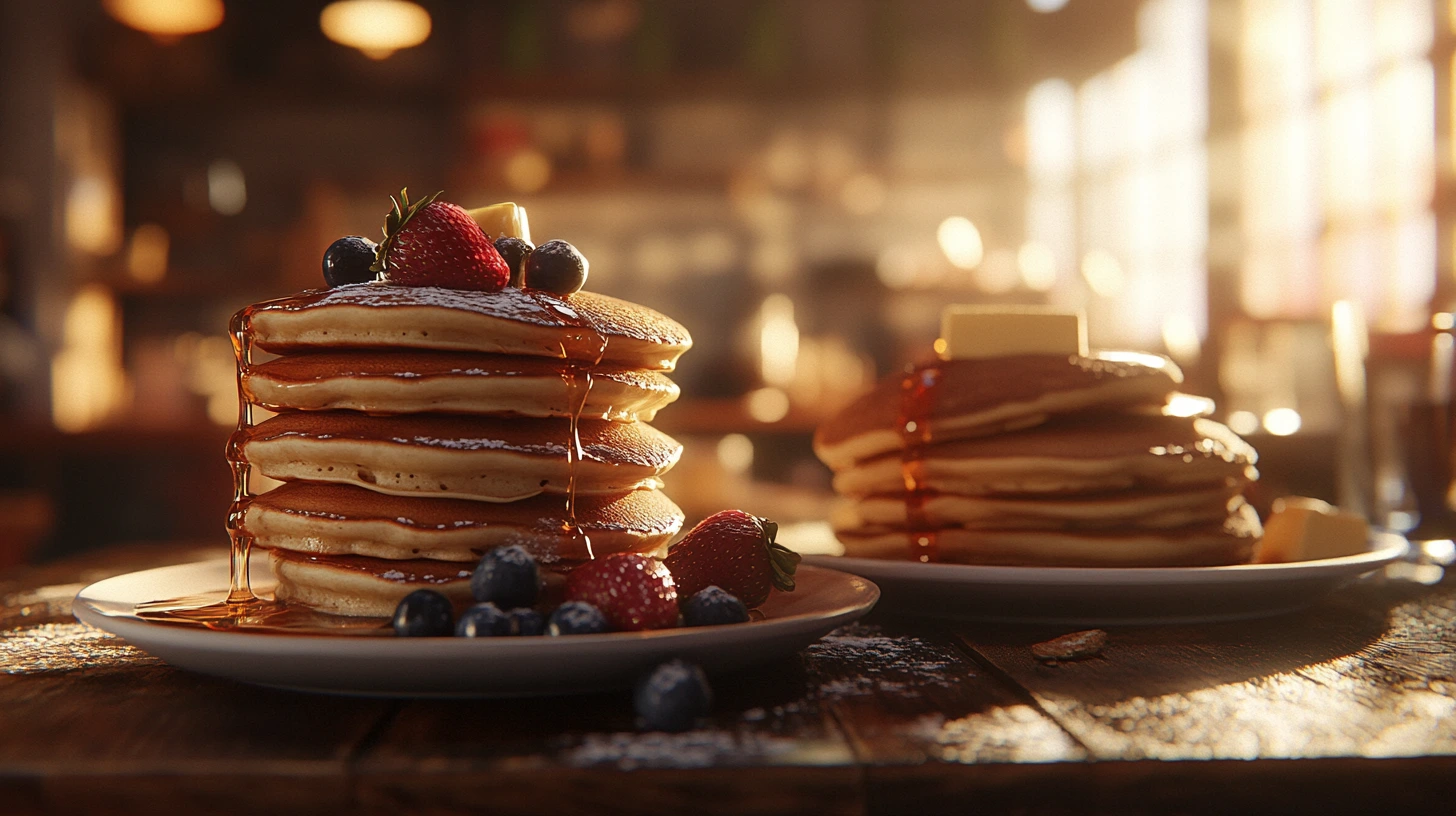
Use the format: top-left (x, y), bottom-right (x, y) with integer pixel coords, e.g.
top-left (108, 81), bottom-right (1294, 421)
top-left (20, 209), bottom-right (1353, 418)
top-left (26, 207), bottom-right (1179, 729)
top-left (1, 543), bottom-right (1454, 815)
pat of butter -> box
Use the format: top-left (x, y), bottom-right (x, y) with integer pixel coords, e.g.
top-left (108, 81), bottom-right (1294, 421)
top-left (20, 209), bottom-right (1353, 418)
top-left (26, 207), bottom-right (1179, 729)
top-left (467, 202), bottom-right (531, 244)
top-left (938, 306), bottom-right (1088, 361)
top-left (1254, 497), bottom-right (1369, 563)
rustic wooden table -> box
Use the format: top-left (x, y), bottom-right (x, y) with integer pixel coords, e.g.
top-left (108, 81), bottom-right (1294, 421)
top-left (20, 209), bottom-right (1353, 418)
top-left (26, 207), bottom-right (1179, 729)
top-left (2, 542), bottom-right (1454, 815)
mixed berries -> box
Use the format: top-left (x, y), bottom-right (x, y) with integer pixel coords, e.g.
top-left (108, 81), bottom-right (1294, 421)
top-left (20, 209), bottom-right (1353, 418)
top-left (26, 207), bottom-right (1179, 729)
top-left (318, 190), bottom-right (591, 297)
top-left (634, 658), bottom-right (713, 732)
top-left (391, 510), bottom-right (798, 641)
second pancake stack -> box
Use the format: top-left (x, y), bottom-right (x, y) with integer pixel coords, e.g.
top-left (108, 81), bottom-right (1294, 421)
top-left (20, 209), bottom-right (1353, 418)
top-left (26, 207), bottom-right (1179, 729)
top-left (815, 348), bottom-right (1263, 568)
top-left (235, 283), bottom-right (693, 616)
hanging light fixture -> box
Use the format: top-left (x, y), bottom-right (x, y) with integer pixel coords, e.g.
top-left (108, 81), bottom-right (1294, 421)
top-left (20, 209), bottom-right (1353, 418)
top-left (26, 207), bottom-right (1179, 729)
top-left (320, 0), bottom-right (432, 60)
top-left (103, 0), bottom-right (224, 42)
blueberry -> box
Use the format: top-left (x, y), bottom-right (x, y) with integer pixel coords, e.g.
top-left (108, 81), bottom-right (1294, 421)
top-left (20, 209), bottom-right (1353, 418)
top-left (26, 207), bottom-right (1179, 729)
top-left (523, 239), bottom-right (589, 295)
top-left (633, 659), bottom-right (712, 732)
top-left (682, 586), bottom-right (750, 627)
top-left (509, 607), bottom-right (546, 636)
top-left (456, 602), bottom-right (513, 637)
top-left (322, 236), bottom-right (378, 287)
top-left (547, 601), bottom-right (611, 635)
top-left (391, 589), bottom-right (453, 637)
top-left (470, 545), bottom-right (539, 608)
top-left (495, 236), bottom-right (534, 288)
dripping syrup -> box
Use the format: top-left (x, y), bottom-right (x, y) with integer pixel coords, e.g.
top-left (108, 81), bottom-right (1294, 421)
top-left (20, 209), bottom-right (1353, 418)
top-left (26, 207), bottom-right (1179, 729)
top-left (137, 305), bottom-right (389, 632)
top-left (898, 364), bottom-right (941, 563)
top-left (527, 290), bottom-right (608, 561)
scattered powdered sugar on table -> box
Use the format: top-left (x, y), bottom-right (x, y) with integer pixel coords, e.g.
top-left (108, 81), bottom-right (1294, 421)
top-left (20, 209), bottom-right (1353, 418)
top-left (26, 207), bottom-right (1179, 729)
top-left (805, 623), bottom-right (959, 699)
top-left (563, 729), bottom-right (801, 770)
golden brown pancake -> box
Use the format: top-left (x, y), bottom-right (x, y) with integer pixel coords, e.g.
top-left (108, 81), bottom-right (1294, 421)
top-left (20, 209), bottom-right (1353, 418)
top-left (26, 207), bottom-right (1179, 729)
top-left (836, 500), bottom-right (1262, 567)
top-left (247, 284), bottom-right (692, 371)
top-left (241, 411), bottom-right (682, 501)
top-left (814, 352), bottom-right (1183, 470)
top-left (832, 414), bottom-right (1257, 498)
top-left (246, 482), bottom-right (682, 563)
top-left (244, 351), bottom-right (679, 421)
top-left (268, 549), bottom-right (476, 617)
top-left (833, 486), bottom-right (1242, 532)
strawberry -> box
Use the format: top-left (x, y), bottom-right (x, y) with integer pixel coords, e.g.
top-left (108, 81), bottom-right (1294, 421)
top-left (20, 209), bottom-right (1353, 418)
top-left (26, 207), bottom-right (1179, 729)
top-left (371, 188), bottom-right (510, 291)
top-left (664, 510), bottom-right (800, 609)
top-left (564, 554), bottom-right (679, 631)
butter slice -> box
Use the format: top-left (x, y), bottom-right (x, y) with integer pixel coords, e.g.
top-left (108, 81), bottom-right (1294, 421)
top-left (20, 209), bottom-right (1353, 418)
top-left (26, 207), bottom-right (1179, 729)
top-left (467, 202), bottom-right (531, 244)
top-left (938, 306), bottom-right (1088, 361)
top-left (1253, 497), bottom-right (1369, 563)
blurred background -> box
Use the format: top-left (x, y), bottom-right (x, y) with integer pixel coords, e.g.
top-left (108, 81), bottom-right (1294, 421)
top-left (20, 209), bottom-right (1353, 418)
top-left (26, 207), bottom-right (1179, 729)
top-left (1, 0), bottom-right (1453, 565)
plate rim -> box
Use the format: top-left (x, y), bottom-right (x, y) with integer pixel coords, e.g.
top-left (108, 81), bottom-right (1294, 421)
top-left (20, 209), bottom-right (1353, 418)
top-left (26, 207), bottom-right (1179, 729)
top-left (73, 560), bottom-right (880, 651)
top-left (803, 530), bottom-right (1409, 587)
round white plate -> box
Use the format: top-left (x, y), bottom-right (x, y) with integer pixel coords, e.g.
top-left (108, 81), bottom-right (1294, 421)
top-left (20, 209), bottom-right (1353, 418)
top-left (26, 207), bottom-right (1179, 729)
top-left (74, 559), bottom-right (878, 697)
top-left (804, 531), bottom-right (1408, 625)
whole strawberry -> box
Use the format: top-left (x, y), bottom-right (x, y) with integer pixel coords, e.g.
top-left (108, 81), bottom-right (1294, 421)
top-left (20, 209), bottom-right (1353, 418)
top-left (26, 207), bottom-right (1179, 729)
top-left (664, 511), bottom-right (799, 609)
top-left (564, 554), bottom-right (679, 631)
top-left (372, 188), bottom-right (510, 291)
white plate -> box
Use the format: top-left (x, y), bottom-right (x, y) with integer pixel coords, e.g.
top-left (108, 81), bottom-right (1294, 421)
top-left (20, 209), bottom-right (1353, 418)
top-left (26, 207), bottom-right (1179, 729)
top-left (804, 531), bottom-right (1408, 625)
top-left (73, 559), bottom-right (878, 697)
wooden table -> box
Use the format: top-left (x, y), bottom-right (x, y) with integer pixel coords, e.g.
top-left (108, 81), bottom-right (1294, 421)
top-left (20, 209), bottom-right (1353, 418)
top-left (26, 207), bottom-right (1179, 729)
top-left (2, 543), bottom-right (1454, 815)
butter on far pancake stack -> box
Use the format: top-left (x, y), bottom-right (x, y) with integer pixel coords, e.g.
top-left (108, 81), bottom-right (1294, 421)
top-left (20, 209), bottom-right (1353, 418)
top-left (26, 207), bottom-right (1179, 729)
top-left (234, 198), bottom-right (693, 616)
top-left (814, 307), bottom-right (1262, 568)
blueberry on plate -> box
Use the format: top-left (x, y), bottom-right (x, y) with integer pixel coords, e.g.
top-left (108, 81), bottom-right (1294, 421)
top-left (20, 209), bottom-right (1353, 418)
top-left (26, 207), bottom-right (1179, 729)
top-left (470, 545), bottom-right (540, 609)
top-left (634, 659), bottom-right (713, 732)
top-left (509, 607), bottom-right (546, 636)
top-left (682, 586), bottom-right (750, 627)
top-left (494, 236), bottom-right (534, 288)
top-left (523, 239), bottom-right (589, 295)
top-left (456, 602), bottom-right (513, 637)
top-left (547, 601), bottom-right (611, 635)
top-left (391, 589), bottom-right (454, 637)
top-left (322, 236), bottom-right (378, 287)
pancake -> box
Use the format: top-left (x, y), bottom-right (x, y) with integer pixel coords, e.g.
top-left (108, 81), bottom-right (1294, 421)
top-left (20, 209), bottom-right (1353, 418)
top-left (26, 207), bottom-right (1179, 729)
top-left (246, 284), bottom-right (692, 372)
top-left (815, 352), bottom-right (1183, 470)
top-left (832, 485), bottom-right (1242, 531)
top-left (244, 351), bottom-right (679, 421)
top-left (832, 415), bottom-right (1257, 498)
top-left (241, 411), bottom-right (682, 501)
top-left (835, 500), bottom-right (1262, 567)
top-left (246, 482), bottom-right (683, 563)
top-left (268, 549), bottom-right (476, 617)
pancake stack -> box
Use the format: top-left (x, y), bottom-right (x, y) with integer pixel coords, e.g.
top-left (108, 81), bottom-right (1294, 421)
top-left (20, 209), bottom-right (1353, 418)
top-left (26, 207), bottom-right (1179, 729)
top-left (815, 352), bottom-right (1263, 567)
top-left (235, 283), bottom-right (692, 616)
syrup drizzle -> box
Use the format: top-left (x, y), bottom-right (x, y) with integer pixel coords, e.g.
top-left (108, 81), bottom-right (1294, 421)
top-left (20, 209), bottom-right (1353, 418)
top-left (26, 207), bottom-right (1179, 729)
top-left (528, 290), bottom-right (608, 562)
top-left (898, 363), bottom-right (941, 563)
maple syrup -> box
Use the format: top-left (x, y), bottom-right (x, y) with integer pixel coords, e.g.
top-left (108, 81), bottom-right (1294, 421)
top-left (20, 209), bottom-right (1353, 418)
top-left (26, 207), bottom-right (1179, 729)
top-left (898, 364), bottom-right (941, 563)
top-left (528, 290), bottom-right (607, 562)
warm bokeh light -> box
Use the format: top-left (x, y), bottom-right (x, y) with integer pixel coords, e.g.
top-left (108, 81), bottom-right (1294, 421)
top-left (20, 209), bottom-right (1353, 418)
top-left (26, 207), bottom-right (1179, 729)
top-left (126, 224), bottom-right (169, 284)
top-left (1027, 0), bottom-right (1071, 11)
top-left (1163, 393), bottom-right (1214, 418)
top-left (64, 176), bottom-right (121, 256)
top-left (1434, 312), bottom-right (1455, 330)
top-left (206, 159), bottom-right (246, 215)
top-left (52, 286), bottom-right (127, 433)
top-left (758, 294), bottom-right (799, 387)
top-left (1227, 410), bottom-right (1260, 436)
top-left (1262, 407), bottom-right (1303, 436)
top-left (504, 148), bottom-right (552, 193)
top-left (104, 0), bottom-right (223, 40)
top-left (745, 387), bottom-right (790, 424)
top-left (1017, 241), bottom-right (1057, 291)
top-left (320, 0), bottom-right (432, 60)
top-left (716, 433), bottom-right (754, 475)
top-left (1161, 313), bottom-right (1202, 364)
top-left (937, 217), bottom-right (984, 270)
top-left (1080, 249), bottom-right (1124, 296)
